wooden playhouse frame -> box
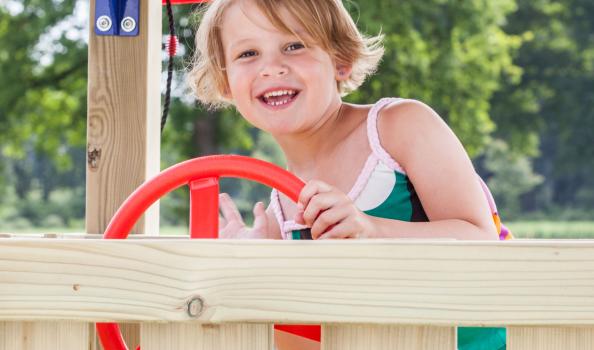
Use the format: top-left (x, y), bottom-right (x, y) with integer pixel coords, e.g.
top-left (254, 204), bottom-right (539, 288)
top-left (1, 1), bottom-right (594, 349)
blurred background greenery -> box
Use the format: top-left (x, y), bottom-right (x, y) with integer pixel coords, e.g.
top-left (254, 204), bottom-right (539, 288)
top-left (1, 0), bottom-right (593, 238)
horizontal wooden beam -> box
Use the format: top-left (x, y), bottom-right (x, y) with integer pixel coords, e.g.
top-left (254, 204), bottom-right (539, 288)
top-left (1, 239), bottom-right (594, 326)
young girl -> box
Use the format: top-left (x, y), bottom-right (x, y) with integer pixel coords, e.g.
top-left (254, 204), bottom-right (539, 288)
top-left (189, 0), bottom-right (507, 349)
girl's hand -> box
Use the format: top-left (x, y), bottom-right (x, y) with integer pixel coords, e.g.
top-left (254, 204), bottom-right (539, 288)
top-left (295, 180), bottom-right (375, 239)
top-left (219, 193), bottom-right (269, 239)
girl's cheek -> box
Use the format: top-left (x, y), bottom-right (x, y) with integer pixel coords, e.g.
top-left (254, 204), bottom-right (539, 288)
top-left (228, 65), bottom-right (253, 87)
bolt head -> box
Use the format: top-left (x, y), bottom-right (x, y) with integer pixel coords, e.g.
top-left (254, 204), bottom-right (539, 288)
top-left (121, 17), bottom-right (136, 32)
top-left (96, 15), bottom-right (112, 32)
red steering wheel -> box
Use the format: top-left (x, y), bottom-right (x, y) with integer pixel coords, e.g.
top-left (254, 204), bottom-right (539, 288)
top-left (97, 155), bottom-right (305, 350)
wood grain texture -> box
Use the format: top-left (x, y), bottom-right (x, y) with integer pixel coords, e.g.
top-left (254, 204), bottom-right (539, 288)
top-left (1, 239), bottom-right (594, 326)
top-left (141, 323), bottom-right (272, 350)
top-left (86, 0), bottom-right (162, 345)
top-left (323, 325), bottom-right (455, 350)
top-left (86, 0), bottom-right (161, 236)
top-left (0, 322), bottom-right (89, 350)
top-left (508, 327), bottom-right (594, 350)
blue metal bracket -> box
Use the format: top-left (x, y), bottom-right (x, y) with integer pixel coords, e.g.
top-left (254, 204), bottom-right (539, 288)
top-left (94, 0), bottom-right (139, 36)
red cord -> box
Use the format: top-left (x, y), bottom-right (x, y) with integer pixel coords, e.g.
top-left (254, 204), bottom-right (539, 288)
top-left (166, 35), bottom-right (178, 57)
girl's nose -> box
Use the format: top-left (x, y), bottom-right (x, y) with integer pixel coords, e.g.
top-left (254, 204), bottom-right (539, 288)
top-left (260, 62), bottom-right (289, 78)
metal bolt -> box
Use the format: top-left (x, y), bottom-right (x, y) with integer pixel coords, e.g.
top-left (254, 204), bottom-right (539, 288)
top-left (121, 17), bottom-right (136, 33)
top-left (96, 15), bottom-right (112, 32)
top-left (187, 296), bottom-right (204, 318)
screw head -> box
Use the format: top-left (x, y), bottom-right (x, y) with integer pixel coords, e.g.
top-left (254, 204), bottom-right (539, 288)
top-left (121, 17), bottom-right (136, 33)
top-left (187, 296), bottom-right (204, 318)
top-left (96, 15), bottom-right (112, 32)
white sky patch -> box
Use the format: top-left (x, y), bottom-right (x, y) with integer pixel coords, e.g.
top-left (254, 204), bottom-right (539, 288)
top-left (1, 1), bottom-right (24, 16)
top-left (31, 1), bottom-right (89, 71)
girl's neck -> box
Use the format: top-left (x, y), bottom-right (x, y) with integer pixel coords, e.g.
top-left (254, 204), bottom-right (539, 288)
top-left (274, 101), bottom-right (352, 180)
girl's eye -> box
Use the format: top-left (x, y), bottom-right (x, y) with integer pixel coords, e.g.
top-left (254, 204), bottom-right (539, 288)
top-left (286, 42), bottom-right (305, 52)
top-left (238, 50), bottom-right (257, 59)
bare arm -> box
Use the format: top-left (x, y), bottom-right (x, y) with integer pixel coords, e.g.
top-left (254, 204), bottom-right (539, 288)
top-left (374, 99), bottom-right (498, 240)
top-left (295, 100), bottom-right (497, 240)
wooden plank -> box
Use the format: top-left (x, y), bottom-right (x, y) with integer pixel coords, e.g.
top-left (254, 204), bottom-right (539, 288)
top-left (86, 0), bottom-right (161, 236)
top-left (323, 325), bottom-right (455, 350)
top-left (508, 327), bottom-right (594, 350)
top-left (87, 0), bottom-right (162, 345)
top-left (0, 321), bottom-right (89, 350)
top-left (141, 323), bottom-right (272, 350)
top-left (1, 239), bottom-right (594, 326)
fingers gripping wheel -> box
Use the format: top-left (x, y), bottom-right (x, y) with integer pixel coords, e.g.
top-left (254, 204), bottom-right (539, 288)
top-left (97, 155), bottom-right (304, 350)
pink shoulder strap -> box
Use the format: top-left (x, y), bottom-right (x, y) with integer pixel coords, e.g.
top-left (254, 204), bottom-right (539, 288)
top-left (478, 177), bottom-right (513, 240)
top-left (366, 98), bottom-right (407, 174)
top-left (269, 189), bottom-right (288, 240)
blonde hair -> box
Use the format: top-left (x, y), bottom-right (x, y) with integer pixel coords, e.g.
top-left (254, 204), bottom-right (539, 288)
top-left (187, 0), bottom-right (384, 109)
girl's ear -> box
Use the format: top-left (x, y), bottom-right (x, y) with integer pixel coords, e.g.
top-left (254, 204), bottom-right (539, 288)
top-left (335, 64), bottom-right (353, 81)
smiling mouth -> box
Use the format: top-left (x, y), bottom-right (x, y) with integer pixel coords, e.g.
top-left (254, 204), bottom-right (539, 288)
top-left (258, 89), bottom-right (300, 107)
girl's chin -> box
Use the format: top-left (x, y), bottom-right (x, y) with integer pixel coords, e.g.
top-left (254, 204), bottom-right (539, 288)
top-left (261, 121), bottom-right (305, 136)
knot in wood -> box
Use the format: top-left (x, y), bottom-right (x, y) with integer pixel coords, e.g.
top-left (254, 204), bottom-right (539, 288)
top-left (187, 296), bottom-right (204, 318)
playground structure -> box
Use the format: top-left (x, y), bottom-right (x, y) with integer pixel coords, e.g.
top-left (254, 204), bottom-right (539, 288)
top-left (2, 0), bottom-right (594, 349)
top-left (2, 234), bottom-right (594, 350)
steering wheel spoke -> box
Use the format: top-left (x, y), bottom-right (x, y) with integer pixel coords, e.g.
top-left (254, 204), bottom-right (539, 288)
top-left (189, 177), bottom-right (219, 239)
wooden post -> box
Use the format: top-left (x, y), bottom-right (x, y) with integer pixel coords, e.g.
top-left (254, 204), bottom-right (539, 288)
top-left (86, 0), bottom-right (161, 237)
top-left (86, 0), bottom-right (162, 347)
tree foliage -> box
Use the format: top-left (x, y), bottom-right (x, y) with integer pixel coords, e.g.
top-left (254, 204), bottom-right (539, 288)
top-left (0, 0), bottom-right (87, 167)
top-left (1, 0), bottom-right (593, 229)
top-left (346, 0), bottom-right (521, 157)
top-left (490, 0), bottom-right (594, 212)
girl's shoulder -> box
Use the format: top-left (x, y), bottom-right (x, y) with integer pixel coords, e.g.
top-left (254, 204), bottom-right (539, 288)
top-left (373, 98), bottom-right (453, 169)
top-left (376, 98), bottom-right (439, 127)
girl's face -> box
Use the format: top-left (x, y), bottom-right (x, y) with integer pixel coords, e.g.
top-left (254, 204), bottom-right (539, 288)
top-left (220, 1), bottom-right (345, 136)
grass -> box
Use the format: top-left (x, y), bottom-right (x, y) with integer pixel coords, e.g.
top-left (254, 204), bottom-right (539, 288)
top-left (506, 221), bottom-right (594, 239)
top-left (3, 222), bottom-right (594, 239)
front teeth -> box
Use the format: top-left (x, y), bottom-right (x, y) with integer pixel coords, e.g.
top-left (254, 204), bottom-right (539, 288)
top-left (263, 89), bottom-right (295, 99)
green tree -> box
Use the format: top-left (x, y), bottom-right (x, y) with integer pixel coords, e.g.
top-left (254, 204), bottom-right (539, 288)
top-left (347, 0), bottom-right (521, 157)
top-left (0, 0), bottom-right (87, 168)
top-left (490, 0), bottom-right (594, 214)
top-left (4, 0), bottom-right (575, 227)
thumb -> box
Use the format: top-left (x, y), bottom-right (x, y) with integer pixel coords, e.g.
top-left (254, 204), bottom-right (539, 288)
top-left (252, 202), bottom-right (268, 234)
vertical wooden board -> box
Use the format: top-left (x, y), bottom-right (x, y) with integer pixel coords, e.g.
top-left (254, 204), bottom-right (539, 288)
top-left (322, 325), bottom-right (455, 350)
top-left (86, 0), bottom-right (161, 236)
top-left (90, 323), bottom-right (100, 350)
top-left (508, 327), bottom-right (594, 350)
top-left (87, 0), bottom-right (162, 344)
top-left (120, 323), bottom-right (140, 350)
top-left (0, 322), bottom-right (24, 350)
top-left (141, 323), bottom-right (273, 350)
top-left (0, 322), bottom-right (89, 350)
